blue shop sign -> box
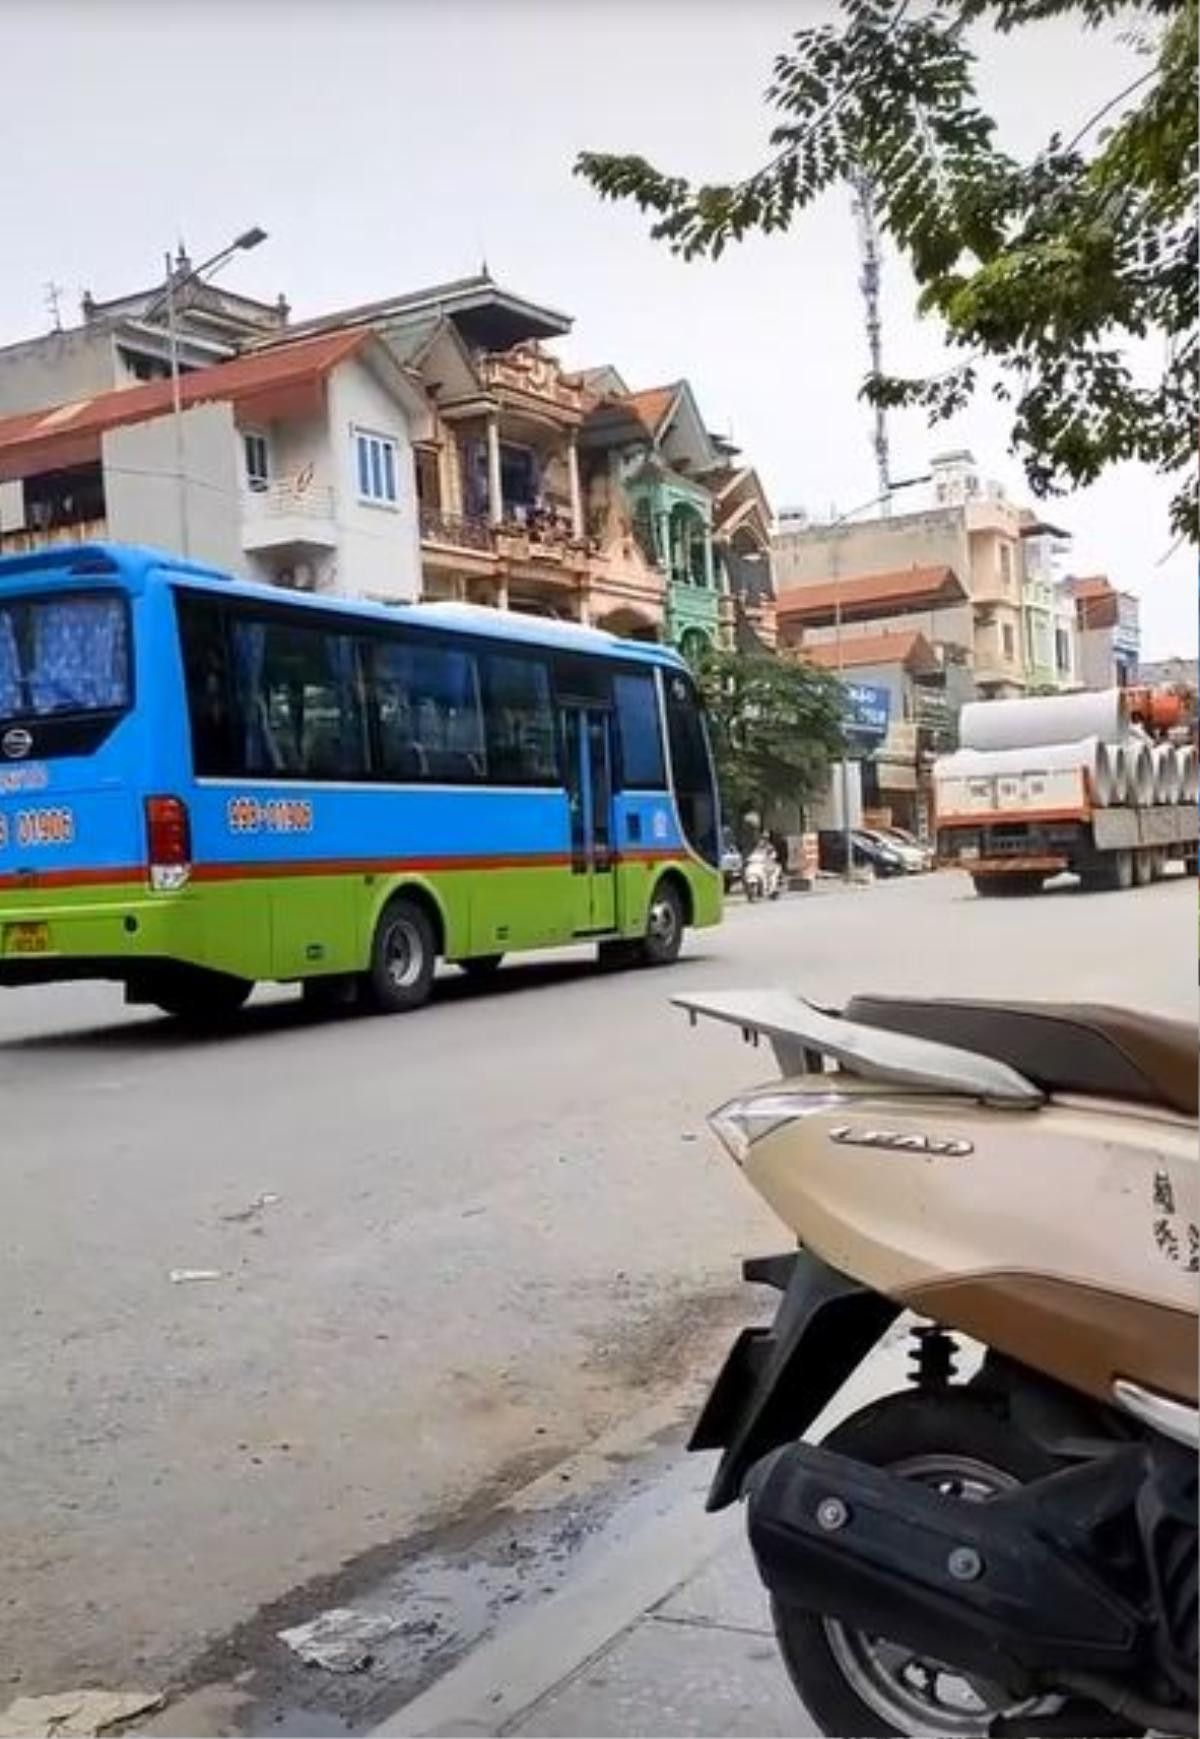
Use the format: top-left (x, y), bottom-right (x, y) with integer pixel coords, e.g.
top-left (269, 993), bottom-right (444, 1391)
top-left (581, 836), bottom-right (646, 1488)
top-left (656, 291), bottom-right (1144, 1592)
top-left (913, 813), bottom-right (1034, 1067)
top-left (844, 681), bottom-right (891, 741)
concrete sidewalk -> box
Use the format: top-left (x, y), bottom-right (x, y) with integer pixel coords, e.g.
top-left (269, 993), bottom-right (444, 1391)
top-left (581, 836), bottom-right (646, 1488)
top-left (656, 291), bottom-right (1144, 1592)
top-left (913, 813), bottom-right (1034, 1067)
top-left (378, 1485), bottom-right (812, 1739)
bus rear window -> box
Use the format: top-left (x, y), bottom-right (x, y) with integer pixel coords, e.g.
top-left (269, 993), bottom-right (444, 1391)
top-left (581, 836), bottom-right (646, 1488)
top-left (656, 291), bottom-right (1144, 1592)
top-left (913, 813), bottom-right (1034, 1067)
top-left (0, 592), bottom-right (130, 724)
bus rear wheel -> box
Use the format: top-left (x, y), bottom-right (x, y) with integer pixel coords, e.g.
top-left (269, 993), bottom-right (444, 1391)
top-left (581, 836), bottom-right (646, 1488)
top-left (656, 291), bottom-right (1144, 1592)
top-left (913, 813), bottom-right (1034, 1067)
top-left (364, 897), bottom-right (436, 1014)
top-left (151, 968), bottom-right (253, 1026)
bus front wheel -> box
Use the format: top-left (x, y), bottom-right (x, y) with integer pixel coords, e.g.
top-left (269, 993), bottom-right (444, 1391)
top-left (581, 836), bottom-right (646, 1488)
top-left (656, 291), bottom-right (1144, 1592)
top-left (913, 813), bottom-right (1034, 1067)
top-left (364, 898), bottom-right (436, 1013)
top-left (638, 879), bottom-right (685, 966)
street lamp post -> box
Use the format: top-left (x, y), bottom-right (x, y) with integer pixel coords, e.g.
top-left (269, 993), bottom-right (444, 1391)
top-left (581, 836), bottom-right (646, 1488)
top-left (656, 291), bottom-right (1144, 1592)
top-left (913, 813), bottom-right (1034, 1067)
top-left (826, 474), bottom-right (931, 881)
top-left (147, 228), bottom-right (267, 557)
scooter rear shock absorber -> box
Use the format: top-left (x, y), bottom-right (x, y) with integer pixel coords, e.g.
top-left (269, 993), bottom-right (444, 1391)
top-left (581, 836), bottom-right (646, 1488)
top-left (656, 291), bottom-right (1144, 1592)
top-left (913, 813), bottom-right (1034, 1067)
top-left (909, 1324), bottom-right (959, 1389)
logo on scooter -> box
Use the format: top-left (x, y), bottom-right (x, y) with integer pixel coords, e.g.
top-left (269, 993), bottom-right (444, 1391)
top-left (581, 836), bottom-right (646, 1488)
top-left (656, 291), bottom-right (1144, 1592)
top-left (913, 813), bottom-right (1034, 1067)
top-left (828, 1124), bottom-right (974, 1158)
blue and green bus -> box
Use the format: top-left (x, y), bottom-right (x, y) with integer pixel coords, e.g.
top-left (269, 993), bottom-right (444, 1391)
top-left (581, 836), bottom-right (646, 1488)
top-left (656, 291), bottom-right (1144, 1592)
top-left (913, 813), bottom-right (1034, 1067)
top-left (0, 543), bottom-right (722, 1020)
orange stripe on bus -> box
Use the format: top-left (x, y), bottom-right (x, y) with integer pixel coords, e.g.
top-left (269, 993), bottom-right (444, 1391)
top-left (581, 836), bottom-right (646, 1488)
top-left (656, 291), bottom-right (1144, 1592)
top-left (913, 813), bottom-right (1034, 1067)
top-left (0, 865), bottom-right (144, 892)
top-left (192, 848), bottom-right (685, 882)
top-left (0, 848), bottom-right (692, 895)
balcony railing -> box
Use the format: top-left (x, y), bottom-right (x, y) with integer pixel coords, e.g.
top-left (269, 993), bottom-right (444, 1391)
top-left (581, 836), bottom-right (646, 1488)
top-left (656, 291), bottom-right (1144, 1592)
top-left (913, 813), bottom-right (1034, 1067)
top-left (419, 508), bottom-right (496, 554)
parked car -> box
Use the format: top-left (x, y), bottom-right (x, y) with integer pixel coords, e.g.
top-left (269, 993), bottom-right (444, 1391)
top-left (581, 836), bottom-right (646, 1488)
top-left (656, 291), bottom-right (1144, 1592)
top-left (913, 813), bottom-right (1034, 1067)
top-left (720, 828), bottom-right (744, 893)
top-left (861, 826), bottom-right (930, 874)
top-left (817, 830), bottom-right (907, 877)
top-left (875, 824), bottom-right (935, 871)
top-left (853, 830), bottom-right (909, 876)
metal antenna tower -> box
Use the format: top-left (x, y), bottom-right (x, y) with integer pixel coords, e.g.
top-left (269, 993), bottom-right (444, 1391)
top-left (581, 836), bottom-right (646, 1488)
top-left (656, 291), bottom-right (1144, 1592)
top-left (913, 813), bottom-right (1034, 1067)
top-left (852, 173), bottom-right (891, 512)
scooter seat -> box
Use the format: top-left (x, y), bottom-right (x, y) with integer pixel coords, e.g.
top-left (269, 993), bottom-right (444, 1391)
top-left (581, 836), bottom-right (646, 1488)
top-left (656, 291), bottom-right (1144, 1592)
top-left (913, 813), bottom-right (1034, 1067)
top-left (845, 996), bottom-right (1197, 1117)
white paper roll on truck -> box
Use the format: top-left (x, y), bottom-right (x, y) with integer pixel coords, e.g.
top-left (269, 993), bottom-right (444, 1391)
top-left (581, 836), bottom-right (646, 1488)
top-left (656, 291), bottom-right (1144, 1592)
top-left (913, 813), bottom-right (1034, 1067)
top-left (934, 687), bottom-right (1198, 896)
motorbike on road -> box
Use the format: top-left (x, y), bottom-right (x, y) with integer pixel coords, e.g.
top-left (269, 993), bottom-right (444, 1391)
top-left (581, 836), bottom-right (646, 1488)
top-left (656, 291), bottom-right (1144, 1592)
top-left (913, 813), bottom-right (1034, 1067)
top-left (676, 988), bottom-right (1197, 1737)
top-left (743, 840), bottom-right (784, 902)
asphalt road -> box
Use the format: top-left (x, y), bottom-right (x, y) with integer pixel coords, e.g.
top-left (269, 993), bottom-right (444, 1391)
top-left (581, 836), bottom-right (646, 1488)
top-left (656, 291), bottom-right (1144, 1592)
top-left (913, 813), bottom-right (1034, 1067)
top-left (1, 869), bottom-right (1191, 1704)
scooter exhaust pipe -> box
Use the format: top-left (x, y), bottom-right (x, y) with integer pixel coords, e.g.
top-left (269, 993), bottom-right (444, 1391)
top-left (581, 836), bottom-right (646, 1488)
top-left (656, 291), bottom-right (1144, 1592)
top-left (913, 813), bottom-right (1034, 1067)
top-left (745, 1442), bottom-right (1144, 1693)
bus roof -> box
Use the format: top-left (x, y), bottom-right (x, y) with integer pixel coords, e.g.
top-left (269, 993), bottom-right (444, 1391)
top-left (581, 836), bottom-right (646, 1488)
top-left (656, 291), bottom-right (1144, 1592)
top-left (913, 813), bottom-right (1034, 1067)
top-left (0, 542), bottom-right (688, 668)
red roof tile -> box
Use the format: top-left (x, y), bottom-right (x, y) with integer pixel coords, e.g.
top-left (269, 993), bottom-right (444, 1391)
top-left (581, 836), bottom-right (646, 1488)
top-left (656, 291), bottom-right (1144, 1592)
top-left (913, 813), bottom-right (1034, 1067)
top-left (776, 564), bottom-right (965, 621)
top-left (0, 330), bottom-right (368, 480)
top-left (799, 630), bottom-right (940, 673)
top-left (622, 385), bottom-right (678, 435)
top-left (1065, 574), bottom-right (1114, 600)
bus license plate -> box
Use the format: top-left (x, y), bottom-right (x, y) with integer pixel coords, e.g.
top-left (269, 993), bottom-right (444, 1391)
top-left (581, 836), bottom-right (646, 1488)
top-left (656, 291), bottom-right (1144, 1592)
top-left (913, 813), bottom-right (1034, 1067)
top-left (4, 922), bottom-right (50, 955)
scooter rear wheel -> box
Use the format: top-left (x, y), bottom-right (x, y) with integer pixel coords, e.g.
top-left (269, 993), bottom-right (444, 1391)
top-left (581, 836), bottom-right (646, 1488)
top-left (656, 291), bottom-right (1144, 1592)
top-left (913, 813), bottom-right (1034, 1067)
top-left (769, 1390), bottom-right (1104, 1737)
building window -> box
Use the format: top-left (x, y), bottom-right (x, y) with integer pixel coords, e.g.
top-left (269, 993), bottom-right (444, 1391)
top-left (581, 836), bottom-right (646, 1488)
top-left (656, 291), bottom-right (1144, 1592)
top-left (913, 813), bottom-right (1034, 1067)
top-left (500, 443), bottom-right (538, 518)
top-left (1000, 543), bottom-right (1014, 589)
top-left (355, 429), bottom-right (399, 507)
top-left (243, 431), bottom-right (270, 493)
top-left (1055, 627), bottom-right (1072, 673)
top-left (1002, 622), bottom-right (1015, 660)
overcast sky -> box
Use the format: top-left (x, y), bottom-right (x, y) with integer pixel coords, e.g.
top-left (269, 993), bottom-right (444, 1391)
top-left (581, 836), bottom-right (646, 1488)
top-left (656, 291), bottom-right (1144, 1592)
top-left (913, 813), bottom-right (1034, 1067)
top-left (2, 0), bottom-right (1192, 656)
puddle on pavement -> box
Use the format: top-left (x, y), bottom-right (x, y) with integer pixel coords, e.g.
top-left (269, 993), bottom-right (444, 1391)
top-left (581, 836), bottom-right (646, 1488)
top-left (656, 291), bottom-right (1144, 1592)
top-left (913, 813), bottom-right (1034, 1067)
top-left (181, 1432), bottom-right (699, 1735)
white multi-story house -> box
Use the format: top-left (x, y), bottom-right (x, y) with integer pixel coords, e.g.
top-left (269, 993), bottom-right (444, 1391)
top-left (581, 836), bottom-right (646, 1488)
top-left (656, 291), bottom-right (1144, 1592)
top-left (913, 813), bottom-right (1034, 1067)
top-left (0, 330), bottom-right (428, 601)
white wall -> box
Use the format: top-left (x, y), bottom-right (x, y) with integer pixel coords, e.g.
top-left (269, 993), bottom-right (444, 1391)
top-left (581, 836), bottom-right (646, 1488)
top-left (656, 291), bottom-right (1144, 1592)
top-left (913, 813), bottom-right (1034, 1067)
top-left (0, 327), bottom-right (119, 417)
top-left (773, 509), bottom-right (971, 596)
top-left (324, 359), bottom-right (421, 601)
top-left (103, 400), bottom-right (242, 574)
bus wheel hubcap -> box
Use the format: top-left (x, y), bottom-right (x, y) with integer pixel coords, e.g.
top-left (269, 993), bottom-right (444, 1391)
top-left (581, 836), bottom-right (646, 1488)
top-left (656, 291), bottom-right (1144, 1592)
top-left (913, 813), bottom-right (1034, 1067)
top-left (384, 920), bottom-right (423, 989)
top-left (649, 897), bottom-right (677, 945)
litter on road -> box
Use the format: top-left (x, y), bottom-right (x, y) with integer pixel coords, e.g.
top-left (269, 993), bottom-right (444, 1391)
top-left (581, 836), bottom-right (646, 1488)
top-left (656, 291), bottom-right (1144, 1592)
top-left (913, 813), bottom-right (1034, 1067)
top-left (0, 1689), bottom-right (165, 1738)
top-left (167, 1269), bottom-right (223, 1285)
top-left (278, 1606), bottom-right (400, 1673)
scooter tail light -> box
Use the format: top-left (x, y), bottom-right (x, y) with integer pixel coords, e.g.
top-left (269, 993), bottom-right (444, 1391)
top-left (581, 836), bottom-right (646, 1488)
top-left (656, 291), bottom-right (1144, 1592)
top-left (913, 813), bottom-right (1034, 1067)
top-left (708, 1088), bottom-right (855, 1167)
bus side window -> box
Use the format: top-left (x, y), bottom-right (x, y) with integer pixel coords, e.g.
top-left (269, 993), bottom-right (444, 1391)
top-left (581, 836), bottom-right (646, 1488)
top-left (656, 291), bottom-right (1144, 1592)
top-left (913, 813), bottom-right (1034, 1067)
top-left (613, 672), bottom-right (665, 789)
top-left (370, 638), bottom-right (485, 783)
top-left (232, 618), bottom-right (367, 781)
top-left (176, 593), bottom-right (239, 776)
top-left (663, 670), bottom-right (719, 865)
top-left (482, 653), bottom-right (559, 785)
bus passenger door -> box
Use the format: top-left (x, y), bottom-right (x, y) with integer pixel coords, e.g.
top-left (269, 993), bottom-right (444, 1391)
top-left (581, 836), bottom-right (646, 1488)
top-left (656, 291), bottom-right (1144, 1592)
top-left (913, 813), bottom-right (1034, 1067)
top-left (563, 707), bottom-right (617, 934)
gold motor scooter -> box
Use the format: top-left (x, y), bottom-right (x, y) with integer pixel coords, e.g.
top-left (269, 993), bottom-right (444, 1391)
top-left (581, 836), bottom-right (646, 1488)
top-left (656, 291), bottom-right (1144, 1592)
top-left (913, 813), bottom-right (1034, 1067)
top-left (679, 990), bottom-right (1197, 1738)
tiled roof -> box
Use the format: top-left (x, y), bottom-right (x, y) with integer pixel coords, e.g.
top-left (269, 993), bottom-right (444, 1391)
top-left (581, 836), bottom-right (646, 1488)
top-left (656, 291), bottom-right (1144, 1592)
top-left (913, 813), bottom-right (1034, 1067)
top-left (0, 331), bottom-right (367, 479)
top-left (776, 564), bottom-right (965, 621)
top-left (622, 385), bottom-right (678, 435)
top-left (800, 630), bottom-right (940, 673)
top-left (1065, 574), bottom-right (1114, 600)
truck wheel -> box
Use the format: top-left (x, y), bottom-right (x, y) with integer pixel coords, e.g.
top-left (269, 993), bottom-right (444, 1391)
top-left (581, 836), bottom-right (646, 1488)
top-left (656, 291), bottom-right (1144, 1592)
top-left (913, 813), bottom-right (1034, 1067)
top-left (1104, 848), bottom-right (1135, 892)
top-left (971, 873), bottom-right (1040, 898)
top-left (363, 897), bottom-right (436, 1013)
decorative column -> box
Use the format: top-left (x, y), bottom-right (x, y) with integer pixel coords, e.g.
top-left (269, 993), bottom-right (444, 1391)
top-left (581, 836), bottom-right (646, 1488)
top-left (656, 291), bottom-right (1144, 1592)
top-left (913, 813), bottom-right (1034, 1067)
top-left (486, 411), bottom-right (503, 528)
top-left (567, 430), bottom-right (584, 541)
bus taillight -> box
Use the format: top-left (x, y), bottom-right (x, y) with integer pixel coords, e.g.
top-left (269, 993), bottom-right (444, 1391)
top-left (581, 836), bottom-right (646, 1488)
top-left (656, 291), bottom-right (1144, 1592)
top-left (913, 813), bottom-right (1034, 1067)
top-left (145, 796), bottom-right (192, 891)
